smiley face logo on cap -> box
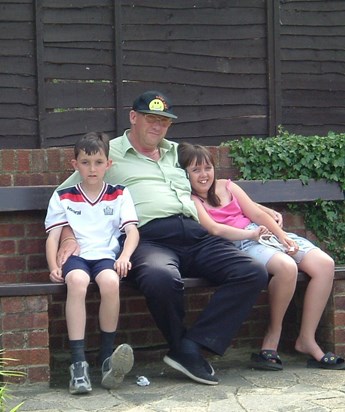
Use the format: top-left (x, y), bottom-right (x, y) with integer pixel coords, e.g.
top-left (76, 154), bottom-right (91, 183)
top-left (149, 98), bottom-right (165, 112)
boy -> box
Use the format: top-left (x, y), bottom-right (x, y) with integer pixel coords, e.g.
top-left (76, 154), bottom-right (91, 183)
top-left (45, 132), bottom-right (139, 394)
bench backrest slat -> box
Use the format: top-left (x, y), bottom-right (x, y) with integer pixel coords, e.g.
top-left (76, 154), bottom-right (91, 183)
top-left (236, 179), bottom-right (344, 203)
top-left (0, 185), bottom-right (56, 211)
top-left (0, 179), bottom-right (343, 212)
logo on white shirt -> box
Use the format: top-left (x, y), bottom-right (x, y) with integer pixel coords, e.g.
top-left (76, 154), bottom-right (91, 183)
top-left (103, 206), bottom-right (114, 215)
top-left (67, 206), bottom-right (81, 215)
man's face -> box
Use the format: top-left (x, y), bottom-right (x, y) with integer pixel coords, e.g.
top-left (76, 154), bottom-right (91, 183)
top-left (130, 111), bottom-right (172, 149)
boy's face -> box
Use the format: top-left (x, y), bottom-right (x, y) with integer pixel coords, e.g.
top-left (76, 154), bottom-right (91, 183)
top-left (71, 149), bottom-right (112, 186)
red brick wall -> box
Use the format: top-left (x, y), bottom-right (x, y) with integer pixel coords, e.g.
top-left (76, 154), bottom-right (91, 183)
top-left (0, 148), bottom-right (74, 186)
top-left (0, 295), bottom-right (50, 383)
top-left (0, 147), bottom-right (321, 383)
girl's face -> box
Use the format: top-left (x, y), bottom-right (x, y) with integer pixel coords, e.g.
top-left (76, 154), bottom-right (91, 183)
top-left (186, 158), bottom-right (215, 195)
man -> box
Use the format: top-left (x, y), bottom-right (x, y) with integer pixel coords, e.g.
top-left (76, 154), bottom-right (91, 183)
top-left (58, 90), bottom-right (268, 385)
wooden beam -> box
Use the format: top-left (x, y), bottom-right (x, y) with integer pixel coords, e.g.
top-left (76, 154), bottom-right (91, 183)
top-left (113, 0), bottom-right (124, 136)
top-left (236, 179), bottom-right (344, 203)
top-left (0, 185), bottom-right (56, 211)
top-left (0, 180), bottom-right (343, 212)
top-left (35, 0), bottom-right (46, 148)
top-left (266, 0), bottom-right (282, 136)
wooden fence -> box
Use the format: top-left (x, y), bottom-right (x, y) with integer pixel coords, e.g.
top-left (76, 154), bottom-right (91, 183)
top-left (1, 0), bottom-right (345, 149)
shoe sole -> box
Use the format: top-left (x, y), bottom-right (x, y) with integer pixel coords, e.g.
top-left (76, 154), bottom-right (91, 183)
top-left (250, 352), bottom-right (283, 371)
top-left (163, 355), bottom-right (218, 385)
top-left (102, 344), bottom-right (134, 389)
top-left (69, 385), bottom-right (92, 395)
top-left (306, 359), bottom-right (345, 370)
top-left (249, 360), bottom-right (283, 371)
top-left (69, 361), bottom-right (92, 395)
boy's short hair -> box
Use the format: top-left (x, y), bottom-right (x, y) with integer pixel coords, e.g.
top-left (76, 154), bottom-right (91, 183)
top-left (74, 132), bottom-right (110, 159)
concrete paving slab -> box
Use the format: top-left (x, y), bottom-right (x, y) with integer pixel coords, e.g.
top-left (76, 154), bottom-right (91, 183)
top-left (7, 347), bottom-right (345, 412)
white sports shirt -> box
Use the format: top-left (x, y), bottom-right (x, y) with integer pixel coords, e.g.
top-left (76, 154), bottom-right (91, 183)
top-left (45, 182), bottom-right (139, 260)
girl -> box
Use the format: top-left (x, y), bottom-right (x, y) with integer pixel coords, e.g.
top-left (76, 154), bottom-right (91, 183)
top-left (178, 142), bottom-right (344, 371)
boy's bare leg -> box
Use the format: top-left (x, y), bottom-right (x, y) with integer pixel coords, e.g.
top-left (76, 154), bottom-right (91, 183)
top-left (96, 269), bottom-right (134, 389)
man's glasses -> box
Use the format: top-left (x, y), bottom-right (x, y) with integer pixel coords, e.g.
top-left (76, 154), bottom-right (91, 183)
top-left (142, 114), bottom-right (172, 127)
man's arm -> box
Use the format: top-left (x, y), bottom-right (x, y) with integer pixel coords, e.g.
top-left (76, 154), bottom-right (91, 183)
top-left (256, 204), bottom-right (283, 227)
top-left (56, 226), bottom-right (80, 267)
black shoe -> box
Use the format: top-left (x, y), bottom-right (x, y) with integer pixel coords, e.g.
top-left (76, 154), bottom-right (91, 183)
top-left (204, 358), bottom-right (215, 376)
top-left (179, 337), bottom-right (215, 376)
top-left (163, 351), bottom-right (219, 385)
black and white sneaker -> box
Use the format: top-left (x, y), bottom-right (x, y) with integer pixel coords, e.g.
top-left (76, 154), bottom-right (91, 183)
top-left (163, 351), bottom-right (219, 385)
top-left (69, 361), bottom-right (92, 395)
top-left (101, 343), bottom-right (134, 389)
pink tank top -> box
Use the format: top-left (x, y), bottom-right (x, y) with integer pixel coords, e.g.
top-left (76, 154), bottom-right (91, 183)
top-left (201, 180), bottom-right (251, 229)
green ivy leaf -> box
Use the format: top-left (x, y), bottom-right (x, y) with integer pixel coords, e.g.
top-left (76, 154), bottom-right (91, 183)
top-left (224, 130), bottom-right (345, 263)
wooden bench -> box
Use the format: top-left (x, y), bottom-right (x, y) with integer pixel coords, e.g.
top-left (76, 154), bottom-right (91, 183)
top-left (0, 177), bottom-right (343, 294)
top-left (0, 179), bottom-right (344, 383)
top-left (0, 178), bottom-right (343, 294)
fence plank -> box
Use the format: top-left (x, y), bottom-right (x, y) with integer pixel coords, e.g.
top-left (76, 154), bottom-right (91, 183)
top-left (1, 0), bottom-right (345, 148)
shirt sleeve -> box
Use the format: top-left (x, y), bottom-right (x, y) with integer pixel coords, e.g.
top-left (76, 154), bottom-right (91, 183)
top-left (118, 187), bottom-right (139, 231)
top-left (45, 191), bottom-right (68, 232)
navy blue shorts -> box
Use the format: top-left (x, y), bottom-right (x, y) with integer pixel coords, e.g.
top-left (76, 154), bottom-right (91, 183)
top-left (62, 255), bottom-right (116, 281)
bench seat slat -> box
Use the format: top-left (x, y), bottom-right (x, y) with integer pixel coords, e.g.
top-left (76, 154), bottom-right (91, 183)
top-left (0, 279), bottom-right (209, 296)
top-left (1, 266), bottom-right (344, 297)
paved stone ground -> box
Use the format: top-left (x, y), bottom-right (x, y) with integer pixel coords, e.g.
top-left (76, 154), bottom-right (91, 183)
top-left (7, 347), bottom-right (345, 412)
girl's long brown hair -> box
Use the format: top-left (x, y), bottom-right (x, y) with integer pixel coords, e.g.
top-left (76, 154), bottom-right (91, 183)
top-left (178, 142), bottom-right (221, 207)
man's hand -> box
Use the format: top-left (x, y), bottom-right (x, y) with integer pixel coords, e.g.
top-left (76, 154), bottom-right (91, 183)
top-left (57, 238), bottom-right (80, 267)
top-left (274, 211), bottom-right (283, 228)
top-left (256, 203), bottom-right (283, 228)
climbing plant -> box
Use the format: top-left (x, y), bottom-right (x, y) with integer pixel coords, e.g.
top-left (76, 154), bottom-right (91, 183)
top-left (224, 129), bottom-right (345, 263)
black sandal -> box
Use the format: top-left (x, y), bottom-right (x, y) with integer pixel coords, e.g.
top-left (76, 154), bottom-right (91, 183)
top-left (307, 352), bottom-right (345, 370)
top-left (249, 349), bottom-right (283, 371)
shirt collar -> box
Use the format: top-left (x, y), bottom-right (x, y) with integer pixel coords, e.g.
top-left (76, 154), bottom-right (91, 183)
top-left (121, 129), bottom-right (175, 156)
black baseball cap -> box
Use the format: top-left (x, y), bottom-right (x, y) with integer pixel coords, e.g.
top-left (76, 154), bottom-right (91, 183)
top-left (132, 90), bottom-right (178, 119)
